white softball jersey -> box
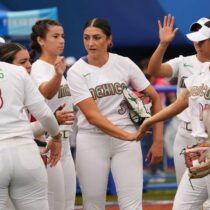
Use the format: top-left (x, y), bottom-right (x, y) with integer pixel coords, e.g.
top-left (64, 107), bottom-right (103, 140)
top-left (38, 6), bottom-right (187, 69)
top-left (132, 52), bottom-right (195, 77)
top-left (0, 62), bottom-right (44, 142)
top-left (31, 59), bottom-right (76, 210)
top-left (31, 59), bottom-right (73, 133)
top-left (67, 53), bottom-right (150, 130)
top-left (167, 55), bottom-right (206, 122)
top-left (185, 62), bottom-right (210, 139)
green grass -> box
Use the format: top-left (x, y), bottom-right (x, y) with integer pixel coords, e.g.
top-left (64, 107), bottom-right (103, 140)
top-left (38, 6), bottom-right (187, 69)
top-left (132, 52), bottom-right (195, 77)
top-left (143, 189), bottom-right (176, 200)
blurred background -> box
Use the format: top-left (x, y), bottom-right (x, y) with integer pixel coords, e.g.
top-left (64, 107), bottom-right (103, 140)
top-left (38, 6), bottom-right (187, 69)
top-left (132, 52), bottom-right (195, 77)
top-left (1, 0), bottom-right (210, 61)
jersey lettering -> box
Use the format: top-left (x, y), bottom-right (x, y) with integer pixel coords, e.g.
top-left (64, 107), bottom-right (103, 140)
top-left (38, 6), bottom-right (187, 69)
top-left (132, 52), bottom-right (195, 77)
top-left (90, 82), bottom-right (126, 100)
top-left (179, 76), bottom-right (187, 88)
top-left (190, 84), bottom-right (210, 99)
top-left (118, 99), bottom-right (127, 115)
top-left (0, 89), bottom-right (3, 109)
top-left (58, 84), bottom-right (71, 98)
top-left (0, 69), bottom-right (4, 79)
top-left (199, 103), bottom-right (210, 121)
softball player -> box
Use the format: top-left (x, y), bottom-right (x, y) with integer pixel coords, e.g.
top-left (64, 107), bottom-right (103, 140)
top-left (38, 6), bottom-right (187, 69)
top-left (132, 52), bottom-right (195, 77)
top-left (67, 17), bottom-right (163, 210)
top-left (30, 19), bottom-right (76, 210)
top-left (139, 62), bottom-right (210, 209)
top-left (147, 15), bottom-right (210, 184)
top-left (147, 15), bottom-right (210, 209)
top-left (0, 42), bottom-right (74, 210)
top-left (0, 61), bottom-right (61, 210)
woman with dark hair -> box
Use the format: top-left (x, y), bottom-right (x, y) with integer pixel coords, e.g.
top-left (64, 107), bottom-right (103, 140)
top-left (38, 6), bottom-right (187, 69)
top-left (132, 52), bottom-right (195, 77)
top-left (0, 42), bottom-right (31, 73)
top-left (67, 17), bottom-right (163, 210)
top-left (30, 19), bottom-right (76, 210)
top-left (0, 41), bottom-right (74, 210)
top-left (0, 46), bottom-right (62, 209)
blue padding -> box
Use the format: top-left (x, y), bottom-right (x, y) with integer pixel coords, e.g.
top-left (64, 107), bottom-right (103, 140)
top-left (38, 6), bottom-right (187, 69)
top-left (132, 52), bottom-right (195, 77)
top-left (154, 85), bottom-right (177, 93)
top-left (145, 182), bottom-right (177, 190)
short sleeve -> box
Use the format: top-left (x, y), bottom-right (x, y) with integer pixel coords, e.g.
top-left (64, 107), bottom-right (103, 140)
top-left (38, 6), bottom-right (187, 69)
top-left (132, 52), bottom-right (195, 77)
top-left (166, 55), bottom-right (184, 79)
top-left (31, 61), bottom-right (53, 87)
top-left (67, 69), bottom-right (92, 105)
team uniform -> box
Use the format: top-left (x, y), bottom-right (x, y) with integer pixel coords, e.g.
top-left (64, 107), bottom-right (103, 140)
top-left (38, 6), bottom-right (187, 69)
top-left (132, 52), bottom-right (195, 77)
top-left (68, 53), bottom-right (150, 210)
top-left (31, 59), bottom-right (76, 210)
top-left (0, 62), bottom-right (59, 210)
top-left (173, 63), bottom-right (210, 210)
top-left (166, 54), bottom-right (207, 184)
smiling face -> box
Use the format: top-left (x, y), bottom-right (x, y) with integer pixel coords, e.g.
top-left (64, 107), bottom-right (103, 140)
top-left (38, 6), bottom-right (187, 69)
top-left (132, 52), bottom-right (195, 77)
top-left (38, 25), bottom-right (65, 57)
top-left (83, 26), bottom-right (112, 60)
top-left (13, 49), bottom-right (31, 73)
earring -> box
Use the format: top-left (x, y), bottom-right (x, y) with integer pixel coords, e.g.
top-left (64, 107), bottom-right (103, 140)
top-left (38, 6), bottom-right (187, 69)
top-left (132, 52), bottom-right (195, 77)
top-left (109, 42), bottom-right (113, 48)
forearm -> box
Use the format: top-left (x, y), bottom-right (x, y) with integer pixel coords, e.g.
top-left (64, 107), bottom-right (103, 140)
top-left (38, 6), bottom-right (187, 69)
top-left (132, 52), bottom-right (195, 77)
top-left (147, 43), bottom-right (169, 76)
top-left (78, 98), bottom-right (136, 140)
top-left (151, 98), bottom-right (164, 144)
top-left (27, 101), bottom-right (60, 137)
top-left (147, 102), bottom-right (183, 127)
top-left (88, 113), bottom-right (133, 140)
top-left (39, 74), bottom-right (62, 99)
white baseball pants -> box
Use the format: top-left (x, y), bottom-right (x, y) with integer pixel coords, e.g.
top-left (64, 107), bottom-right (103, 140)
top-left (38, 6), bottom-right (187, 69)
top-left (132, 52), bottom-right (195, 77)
top-left (76, 126), bottom-right (143, 210)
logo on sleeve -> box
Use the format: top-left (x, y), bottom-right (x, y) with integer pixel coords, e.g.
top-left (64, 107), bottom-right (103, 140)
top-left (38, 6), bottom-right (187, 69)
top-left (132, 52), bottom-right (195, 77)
top-left (82, 73), bottom-right (91, 77)
top-left (183, 63), bottom-right (193, 68)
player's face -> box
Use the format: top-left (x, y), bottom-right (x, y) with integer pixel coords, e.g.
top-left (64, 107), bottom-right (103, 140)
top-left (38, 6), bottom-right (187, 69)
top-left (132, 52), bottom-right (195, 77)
top-left (83, 26), bottom-right (112, 59)
top-left (39, 25), bottom-right (65, 57)
top-left (13, 49), bottom-right (32, 74)
top-left (194, 39), bottom-right (210, 61)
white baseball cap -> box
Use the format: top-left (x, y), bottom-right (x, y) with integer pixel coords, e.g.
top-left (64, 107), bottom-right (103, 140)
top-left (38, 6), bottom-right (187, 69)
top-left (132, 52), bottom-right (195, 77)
top-left (186, 24), bottom-right (210, 42)
top-left (189, 17), bottom-right (210, 32)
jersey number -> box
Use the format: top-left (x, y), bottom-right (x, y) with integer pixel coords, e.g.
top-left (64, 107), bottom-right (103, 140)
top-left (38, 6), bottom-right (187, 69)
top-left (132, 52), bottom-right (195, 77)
top-left (0, 89), bottom-right (3, 109)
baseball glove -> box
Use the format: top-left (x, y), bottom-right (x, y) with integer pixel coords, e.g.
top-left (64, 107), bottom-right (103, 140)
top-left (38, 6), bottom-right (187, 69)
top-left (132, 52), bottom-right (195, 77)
top-left (181, 142), bottom-right (210, 179)
top-left (123, 87), bottom-right (152, 126)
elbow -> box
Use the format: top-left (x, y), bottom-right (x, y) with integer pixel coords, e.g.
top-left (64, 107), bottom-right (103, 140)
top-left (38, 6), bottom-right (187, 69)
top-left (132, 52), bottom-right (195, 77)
top-left (42, 92), bottom-right (55, 100)
top-left (45, 94), bottom-right (54, 100)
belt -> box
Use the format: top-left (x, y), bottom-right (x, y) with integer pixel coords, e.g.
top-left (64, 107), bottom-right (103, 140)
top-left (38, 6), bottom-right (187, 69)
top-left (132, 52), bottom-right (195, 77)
top-left (60, 130), bottom-right (70, 140)
top-left (181, 122), bottom-right (192, 131)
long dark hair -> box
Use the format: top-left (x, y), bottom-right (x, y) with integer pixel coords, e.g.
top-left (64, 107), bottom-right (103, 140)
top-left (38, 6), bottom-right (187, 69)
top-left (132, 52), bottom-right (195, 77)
top-left (30, 19), bottom-right (62, 60)
top-left (83, 17), bottom-right (112, 37)
top-left (0, 42), bottom-right (26, 64)
top-left (83, 17), bottom-right (113, 49)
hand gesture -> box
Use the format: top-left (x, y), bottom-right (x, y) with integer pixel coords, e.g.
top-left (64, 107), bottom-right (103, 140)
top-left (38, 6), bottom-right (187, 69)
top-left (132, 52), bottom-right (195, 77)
top-left (146, 141), bottom-right (163, 166)
top-left (138, 119), bottom-right (152, 140)
top-left (55, 56), bottom-right (66, 76)
top-left (55, 104), bottom-right (75, 125)
top-left (158, 14), bottom-right (179, 45)
top-left (42, 136), bottom-right (62, 167)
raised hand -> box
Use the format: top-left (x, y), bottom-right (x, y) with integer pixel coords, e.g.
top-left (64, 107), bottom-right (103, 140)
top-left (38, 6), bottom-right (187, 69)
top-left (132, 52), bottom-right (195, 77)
top-left (54, 56), bottom-right (66, 76)
top-left (158, 14), bottom-right (179, 45)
